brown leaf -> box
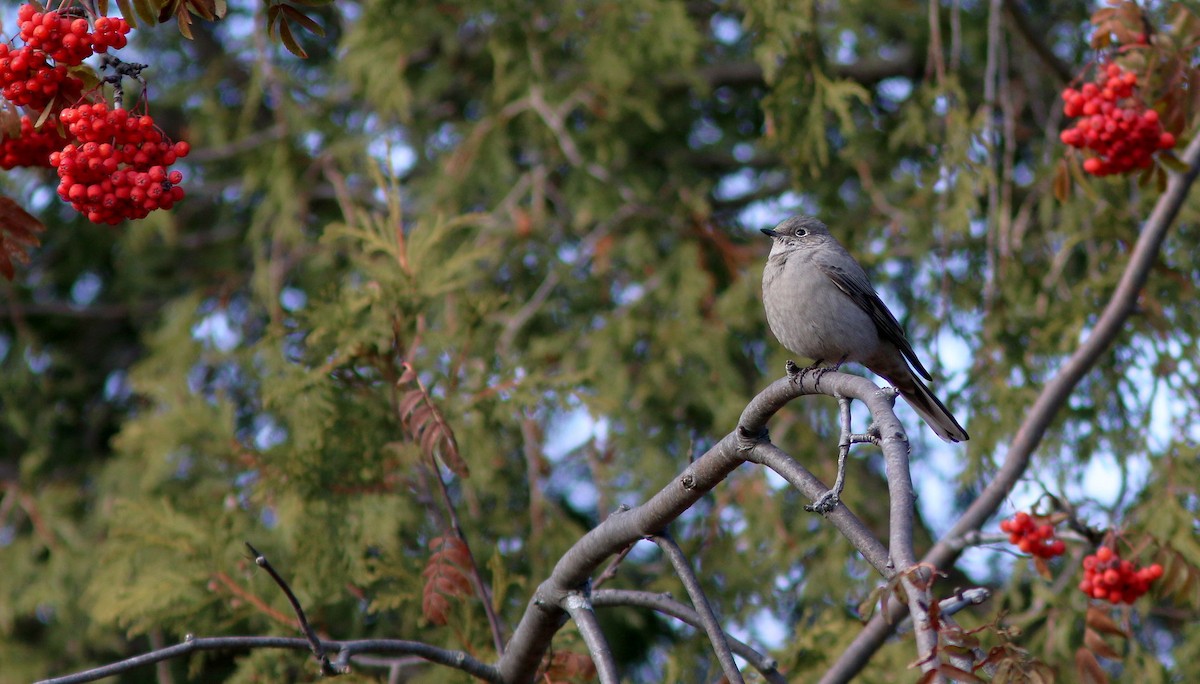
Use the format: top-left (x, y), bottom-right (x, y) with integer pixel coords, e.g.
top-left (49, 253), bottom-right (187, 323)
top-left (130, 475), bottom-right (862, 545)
top-left (0, 196), bottom-right (46, 280)
top-left (1075, 647), bottom-right (1109, 684)
top-left (277, 17), bottom-right (308, 58)
top-left (407, 403), bottom-right (434, 430)
top-left (280, 5), bottom-right (325, 36)
top-left (544, 651), bottom-right (597, 681)
top-left (422, 589), bottom-right (450, 625)
top-left (158, 0), bottom-right (181, 23)
top-left (1083, 627), bottom-right (1122, 660)
top-left (937, 664), bottom-right (986, 683)
top-left (1053, 158), bottom-right (1071, 202)
top-left (184, 0), bottom-right (222, 21)
top-left (170, 1), bottom-right (195, 39)
top-left (1033, 556), bottom-right (1052, 580)
top-left (1085, 606), bottom-right (1128, 637)
top-left (396, 363), bottom-right (417, 385)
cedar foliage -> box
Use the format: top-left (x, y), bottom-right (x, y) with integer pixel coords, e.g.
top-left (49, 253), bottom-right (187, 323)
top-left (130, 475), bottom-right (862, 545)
top-left (2, 1), bottom-right (1200, 682)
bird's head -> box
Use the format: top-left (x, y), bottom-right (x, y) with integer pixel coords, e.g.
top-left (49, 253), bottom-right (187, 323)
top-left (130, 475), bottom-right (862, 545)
top-left (760, 216), bottom-right (829, 256)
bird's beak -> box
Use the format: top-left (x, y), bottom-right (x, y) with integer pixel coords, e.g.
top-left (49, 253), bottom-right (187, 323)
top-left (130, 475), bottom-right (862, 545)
top-left (760, 228), bottom-right (780, 238)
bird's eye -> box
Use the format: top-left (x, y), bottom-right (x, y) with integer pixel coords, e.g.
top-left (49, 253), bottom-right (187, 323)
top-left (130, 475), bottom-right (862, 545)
top-left (796, 229), bottom-right (808, 237)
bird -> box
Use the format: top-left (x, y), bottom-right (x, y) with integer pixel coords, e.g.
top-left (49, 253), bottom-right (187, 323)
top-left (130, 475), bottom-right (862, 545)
top-left (760, 215), bottom-right (968, 443)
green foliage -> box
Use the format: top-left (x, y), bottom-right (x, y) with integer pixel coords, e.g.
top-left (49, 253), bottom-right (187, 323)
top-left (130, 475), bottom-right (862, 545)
top-left (2, 1), bottom-right (1200, 682)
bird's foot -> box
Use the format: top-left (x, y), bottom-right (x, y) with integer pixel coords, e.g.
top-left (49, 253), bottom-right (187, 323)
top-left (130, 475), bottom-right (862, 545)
top-left (785, 359), bottom-right (804, 381)
top-left (787, 357), bottom-right (846, 391)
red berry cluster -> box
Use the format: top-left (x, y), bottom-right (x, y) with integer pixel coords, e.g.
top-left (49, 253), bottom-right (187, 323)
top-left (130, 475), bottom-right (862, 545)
top-left (0, 115), bottom-right (70, 169)
top-left (1078, 546), bottom-right (1164, 605)
top-left (0, 43), bottom-right (83, 110)
top-left (90, 16), bottom-right (132, 53)
top-left (1, 3), bottom-right (189, 223)
top-left (50, 102), bottom-right (190, 224)
top-left (1000, 511), bottom-right (1066, 558)
top-left (1060, 63), bottom-right (1176, 176)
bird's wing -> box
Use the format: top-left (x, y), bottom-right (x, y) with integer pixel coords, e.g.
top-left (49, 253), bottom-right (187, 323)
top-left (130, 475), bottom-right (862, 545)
top-left (816, 259), bottom-right (933, 381)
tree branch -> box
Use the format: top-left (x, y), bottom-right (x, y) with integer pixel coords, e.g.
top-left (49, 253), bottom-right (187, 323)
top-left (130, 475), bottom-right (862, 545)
top-left (649, 531), bottom-right (743, 684)
top-left (36, 636), bottom-right (501, 684)
top-left (592, 589), bottom-right (787, 684)
top-left (497, 369), bottom-right (921, 682)
top-left (747, 442), bottom-right (891, 575)
top-left (818, 132), bottom-right (1200, 683)
top-left (560, 590), bottom-right (619, 684)
top-left (244, 542), bottom-right (339, 675)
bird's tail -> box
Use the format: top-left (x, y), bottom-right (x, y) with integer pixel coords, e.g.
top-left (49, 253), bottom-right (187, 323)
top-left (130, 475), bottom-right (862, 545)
top-left (889, 369), bottom-right (969, 443)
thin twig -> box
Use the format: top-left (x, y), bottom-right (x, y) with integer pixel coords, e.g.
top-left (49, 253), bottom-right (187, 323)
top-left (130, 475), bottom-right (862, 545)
top-left (561, 590), bottom-right (619, 684)
top-left (244, 543), bottom-right (339, 676)
top-left (805, 395), bottom-right (855, 513)
top-left (650, 532), bottom-right (743, 684)
top-left (896, 587), bottom-right (991, 633)
top-left (592, 589), bottom-right (786, 684)
top-left (592, 540), bottom-right (636, 590)
top-left (36, 635), bottom-right (501, 684)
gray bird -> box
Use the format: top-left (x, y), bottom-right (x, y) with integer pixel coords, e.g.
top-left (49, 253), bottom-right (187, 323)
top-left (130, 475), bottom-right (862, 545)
top-left (761, 216), bottom-right (968, 443)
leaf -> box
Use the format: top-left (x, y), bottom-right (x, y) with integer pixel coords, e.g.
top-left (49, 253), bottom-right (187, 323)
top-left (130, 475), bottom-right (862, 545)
top-left (277, 17), bottom-right (308, 59)
top-left (34, 100), bottom-right (57, 128)
top-left (1066, 156), bottom-right (1101, 201)
top-left (544, 652), bottom-right (597, 680)
top-left (280, 5), bottom-right (325, 37)
top-left (134, 0), bottom-right (159, 25)
top-left (396, 389), bottom-right (424, 421)
top-left (1033, 556), bottom-right (1052, 580)
top-left (1075, 647), bottom-right (1109, 684)
top-left (1083, 627), bottom-right (1122, 660)
top-left (857, 584), bottom-right (886, 623)
top-left (1085, 606), bottom-right (1127, 637)
top-left (185, 0), bottom-right (220, 21)
top-left (167, 0), bottom-right (195, 39)
top-left (266, 4), bottom-right (281, 38)
top-left (116, 0), bottom-right (140, 27)
top-left (421, 534), bottom-right (473, 625)
top-left (1157, 150), bottom-right (1192, 173)
top-left (1053, 158), bottom-right (1071, 202)
top-left (0, 196), bottom-right (46, 280)
top-left (158, 0), bottom-right (181, 23)
top-left (937, 664), bottom-right (985, 683)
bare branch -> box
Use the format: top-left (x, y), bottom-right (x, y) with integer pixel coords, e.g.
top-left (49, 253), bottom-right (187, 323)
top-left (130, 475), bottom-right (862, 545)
top-left (592, 589), bottom-right (786, 684)
top-left (747, 442), bottom-right (890, 575)
top-left (244, 542), bottom-right (339, 676)
top-left (497, 369), bottom-right (918, 681)
top-left (649, 531), bottom-right (743, 684)
top-left (561, 590), bottom-right (619, 684)
top-left (36, 636), bottom-right (501, 684)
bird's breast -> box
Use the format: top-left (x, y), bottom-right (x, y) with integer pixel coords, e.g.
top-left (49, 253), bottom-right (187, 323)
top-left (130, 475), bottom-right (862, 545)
top-left (762, 257), bottom-right (879, 363)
